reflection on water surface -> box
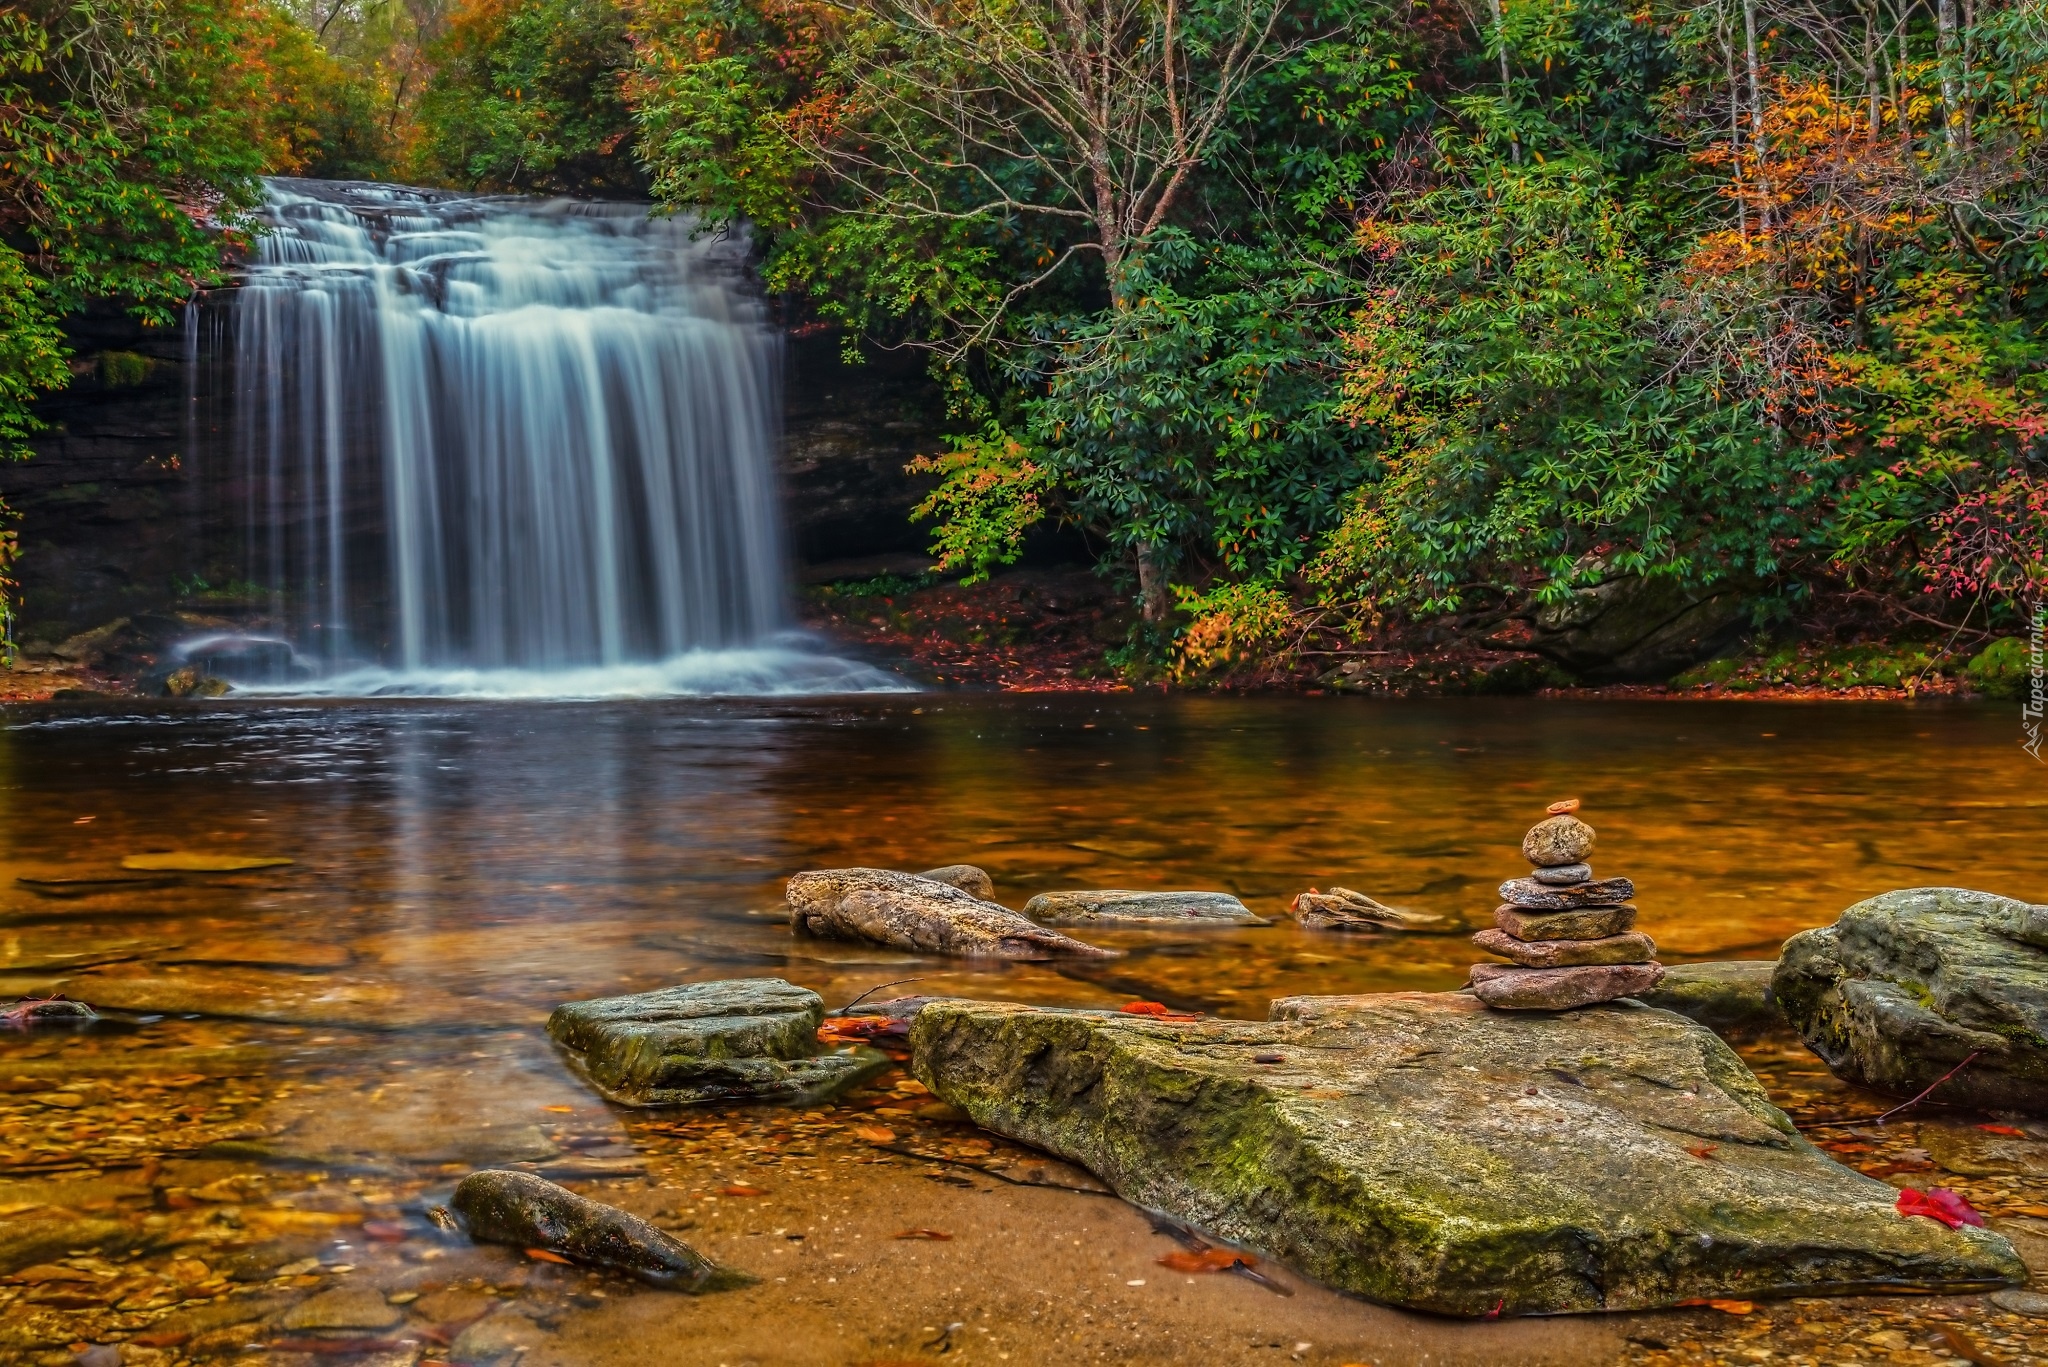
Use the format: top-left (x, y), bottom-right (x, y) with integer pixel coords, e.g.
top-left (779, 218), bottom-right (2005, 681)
top-left (0, 696), bottom-right (2040, 1364)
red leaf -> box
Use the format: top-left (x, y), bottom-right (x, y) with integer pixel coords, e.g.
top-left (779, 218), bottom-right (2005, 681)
top-left (1896, 1186), bottom-right (1986, 1228)
top-left (1976, 1124), bottom-right (2027, 1137)
top-left (1121, 1001), bottom-right (1199, 1020)
top-left (1158, 1248), bottom-right (1251, 1273)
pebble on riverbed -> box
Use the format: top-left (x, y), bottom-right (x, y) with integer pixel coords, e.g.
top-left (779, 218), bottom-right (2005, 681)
top-left (1472, 800), bottom-right (1664, 1010)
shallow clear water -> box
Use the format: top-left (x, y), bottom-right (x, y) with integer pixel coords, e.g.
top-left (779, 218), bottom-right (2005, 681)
top-left (0, 695), bottom-right (2041, 1363)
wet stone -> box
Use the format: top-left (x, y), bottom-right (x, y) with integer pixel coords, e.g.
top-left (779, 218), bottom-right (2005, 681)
top-left (1989, 1288), bottom-right (2048, 1316)
top-left (1469, 961), bottom-right (1665, 1010)
top-left (913, 993), bottom-right (2024, 1315)
top-left (1521, 814), bottom-right (1595, 868)
top-left (918, 864), bottom-right (996, 900)
top-left (789, 868), bottom-right (1115, 958)
top-left (1498, 876), bottom-right (1635, 910)
top-left (1471, 927), bottom-right (1656, 969)
top-left (1774, 887), bottom-right (2048, 1114)
top-left (1633, 960), bottom-right (1785, 1038)
top-left (1531, 864), bottom-right (1592, 886)
top-left (1494, 903), bottom-right (1638, 942)
top-left (1023, 890), bottom-right (1269, 927)
top-left (449, 1169), bottom-right (753, 1292)
top-left (278, 1286), bottom-right (405, 1332)
top-left (449, 1310), bottom-right (548, 1363)
top-left (548, 977), bottom-right (887, 1107)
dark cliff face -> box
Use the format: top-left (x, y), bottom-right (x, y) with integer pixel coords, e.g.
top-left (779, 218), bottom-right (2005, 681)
top-left (0, 304), bottom-right (201, 648)
top-left (0, 313), bottom-right (950, 650)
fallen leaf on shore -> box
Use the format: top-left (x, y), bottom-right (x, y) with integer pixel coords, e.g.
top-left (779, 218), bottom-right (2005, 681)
top-left (721, 1185), bottom-right (766, 1197)
top-left (1897, 1186), bottom-right (1985, 1228)
top-left (1976, 1124), bottom-right (2027, 1138)
top-left (121, 853), bottom-right (294, 872)
top-left (524, 1248), bottom-right (573, 1265)
top-left (893, 1228), bottom-right (952, 1240)
top-left (1684, 1144), bottom-right (1718, 1160)
top-left (1941, 1325), bottom-right (2009, 1367)
top-left (541, 1105), bottom-right (574, 1113)
top-left (852, 1125), bottom-right (896, 1143)
top-left (1676, 1298), bottom-right (1754, 1314)
top-left (1120, 1001), bottom-right (1199, 1020)
top-left (1158, 1248), bottom-right (1249, 1273)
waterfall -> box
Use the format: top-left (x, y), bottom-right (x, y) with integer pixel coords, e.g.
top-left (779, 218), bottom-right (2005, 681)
top-left (203, 177), bottom-right (902, 697)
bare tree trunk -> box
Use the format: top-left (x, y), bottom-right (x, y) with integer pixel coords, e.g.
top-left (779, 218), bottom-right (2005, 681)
top-left (1937, 0), bottom-right (1961, 151)
top-left (1741, 0), bottom-right (1772, 233)
top-left (1137, 545), bottom-right (1171, 624)
top-left (1722, 1), bottom-right (1747, 240)
top-left (1488, 0), bottom-right (1520, 164)
top-left (1861, 0), bottom-right (1882, 147)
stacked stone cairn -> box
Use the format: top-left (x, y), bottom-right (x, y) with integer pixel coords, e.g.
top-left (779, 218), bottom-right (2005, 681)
top-left (1467, 798), bottom-right (1665, 1010)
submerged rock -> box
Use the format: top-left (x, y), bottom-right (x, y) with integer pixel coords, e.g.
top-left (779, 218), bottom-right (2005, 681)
top-left (0, 996), bottom-right (95, 1026)
top-left (919, 864), bottom-right (996, 900)
top-left (1774, 888), bottom-right (2048, 1114)
top-left (450, 1169), bottom-right (752, 1291)
top-left (1291, 887), bottom-right (1442, 931)
top-left (549, 978), bottom-right (887, 1107)
top-left (1635, 960), bottom-right (1785, 1038)
top-left (912, 992), bottom-right (2022, 1316)
top-left (1024, 890), bottom-right (1269, 927)
top-left (789, 868), bottom-right (1113, 958)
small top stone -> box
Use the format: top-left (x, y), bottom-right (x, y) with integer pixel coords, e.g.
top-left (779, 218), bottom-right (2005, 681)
top-left (1546, 798), bottom-right (1581, 815)
top-left (1522, 814), bottom-right (1595, 868)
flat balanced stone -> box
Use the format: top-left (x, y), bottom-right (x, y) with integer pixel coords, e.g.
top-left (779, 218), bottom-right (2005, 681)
top-left (548, 978), bottom-right (888, 1107)
top-left (1521, 814), bottom-right (1595, 868)
top-left (1496, 903), bottom-right (1638, 941)
top-left (1499, 876), bottom-right (1635, 910)
top-left (1775, 887), bottom-right (2048, 1114)
top-left (910, 993), bottom-right (2023, 1315)
top-left (1532, 863), bottom-right (1592, 886)
top-left (1469, 961), bottom-right (1665, 1009)
top-left (1023, 890), bottom-right (1269, 927)
top-left (1472, 927), bottom-right (1656, 968)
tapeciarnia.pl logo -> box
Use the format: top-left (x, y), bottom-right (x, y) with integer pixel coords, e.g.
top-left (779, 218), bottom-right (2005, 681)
top-left (2024, 602), bottom-right (2045, 763)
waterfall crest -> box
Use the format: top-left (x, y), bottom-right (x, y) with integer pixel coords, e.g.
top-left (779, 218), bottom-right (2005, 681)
top-left (211, 178), bottom-right (902, 697)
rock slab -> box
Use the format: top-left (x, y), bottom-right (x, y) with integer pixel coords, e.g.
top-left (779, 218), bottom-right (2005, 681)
top-left (450, 1170), bottom-right (752, 1291)
top-left (911, 992), bottom-right (2022, 1315)
top-left (1634, 960), bottom-right (1785, 1038)
top-left (548, 978), bottom-right (887, 1107)
top-left (789, 868), bottom-right (1113, 958)
top-left (1469, 961), bottom-right (1665, 1009)
top-left (1774, 888), bottom-right (2048, 1114)
top-left (1023, 890), bottom-right (1269, 926)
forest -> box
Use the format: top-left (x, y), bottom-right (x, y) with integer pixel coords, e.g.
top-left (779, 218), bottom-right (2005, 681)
top-left (2, 0), bottom-right (2043, 682)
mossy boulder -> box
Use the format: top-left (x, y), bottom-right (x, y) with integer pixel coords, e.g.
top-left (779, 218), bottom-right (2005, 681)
top-left (1636, 960), bottom-right (1786, 1038)
top-left (911, 992), bottom-right (2022, 1316)
top-left (548, 978), bottom-right (887, 1107)
top-left (1774, 888), bottom-right (2048, 1114)
top-left (1965, 637), bottom-right (2034, 700)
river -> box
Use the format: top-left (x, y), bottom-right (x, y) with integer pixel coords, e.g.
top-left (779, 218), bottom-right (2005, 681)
top-left (0, 695), bottom-right (2041, 1365)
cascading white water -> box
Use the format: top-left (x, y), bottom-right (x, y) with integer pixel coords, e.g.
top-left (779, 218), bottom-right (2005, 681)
top-left (213, 178), bottom-right (904, 697)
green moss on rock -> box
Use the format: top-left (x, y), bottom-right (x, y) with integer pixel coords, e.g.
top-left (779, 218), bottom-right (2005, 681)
top-left (912, 992), bottom-right (2022, 1316)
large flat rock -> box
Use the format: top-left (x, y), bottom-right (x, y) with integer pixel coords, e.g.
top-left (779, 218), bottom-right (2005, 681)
top-left (1775, 888), bottom-right (2048, 1113)
top-left (911, 992), bottom-right (2023, 1316)
top-left (549, 978), bottom-right (887, 1107)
